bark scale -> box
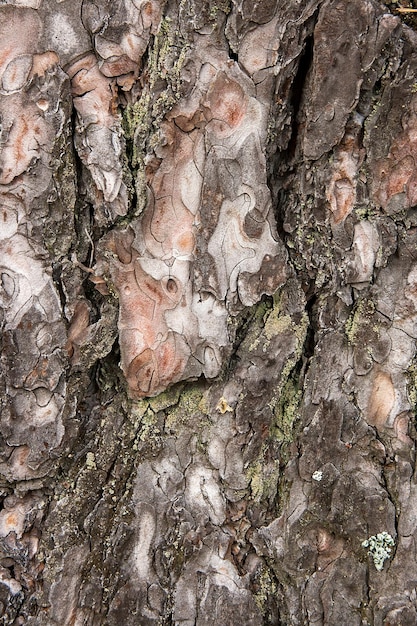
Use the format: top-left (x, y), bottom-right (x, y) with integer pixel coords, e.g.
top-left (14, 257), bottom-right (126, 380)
top-left (1, 0), bottom-right (417, 624)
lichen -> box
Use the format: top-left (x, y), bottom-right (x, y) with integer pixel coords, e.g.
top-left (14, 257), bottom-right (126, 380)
top-left (246, 460), bottom-right (264, 501)
top-left (272, 375), bottom-right (302, 444)
top-left (122, 94), bottom-right (151, 161)
top-left (246, 454), bottom-right (280, 504)
top-left (355, 205), bottom-right (378, 220)
top-left (407, 361), bottom-right (417, 413)
top-left (264, 313), bottom-right (292, 343)
top-left (312, 470), bottom-right (323, 482)
top-left (248, 291), bottom-right (307, 357)
top-left (345, 298), bottom-right (375, 345)
top-left (120, 14), bottom-right (190, 218)
top-left (209, 1), bottom-right (231, 20)
top-left (164, 385), bottom-right (209, 433)
top-left (85, 452), bottom-right (97, 470)
top-left (246, 298), bottom-right (274, 351)
top-left (149, 385), bottom-right (183, 413)
top-left (253, 564), bottom-right (278, 617)
top-left (137, 407), bottom-right (159, 443)
top-left (216, 396), bottom-right (233, 414)
top-left (362, 531), bottom-right (395, 571)
top-left (148, 15), bottom-right (189, 99)
top-left (129, 400), bottom-right (150, 425)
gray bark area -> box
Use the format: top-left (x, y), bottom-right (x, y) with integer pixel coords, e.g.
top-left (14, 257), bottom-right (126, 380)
top-left (1, 0), bottom-right (417, 624)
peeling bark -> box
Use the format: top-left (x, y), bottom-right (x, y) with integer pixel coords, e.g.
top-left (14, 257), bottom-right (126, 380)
top-left (1, 0), bottom-right (417, 624)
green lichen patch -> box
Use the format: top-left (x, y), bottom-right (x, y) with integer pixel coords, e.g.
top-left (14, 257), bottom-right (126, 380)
top-left (272, 375), bottom-right (303, 444)
top-left (355, 205), bottom-right (379, 221)
top-left (120, 13), bottom-right (192, 220)
top-left (236, 298), bottom-right (273, 352)
top-left (345, 298), bottom-right (376, 345)
top-left (246, 455), bottom-right (280, 505)
top-left (253, 564), bottom-right (279, 620)
top-left (246, 292), bottom-right (307, 356)
top-left (179, 0), bottom-right (231, 28)
top-left (148, 384), bottom-right (183, 413)
top-left (264, 312), bottom-right (292, 342)
top-left (135, 407), bottom-right (161, 444)
top-left (164, 385), bottom-right (210, 434)
top-left (208, 0), bottom-right (231, 20)
top-left (148, 16), bottom-right (185, 91)
top-left (362, 531), bottom-right (395, 571)
top-left (122, 94), bottom-right (151, 161)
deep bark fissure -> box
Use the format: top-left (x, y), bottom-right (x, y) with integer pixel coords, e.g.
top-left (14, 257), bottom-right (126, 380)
top-left (285, 32), bottom-right (315, 163)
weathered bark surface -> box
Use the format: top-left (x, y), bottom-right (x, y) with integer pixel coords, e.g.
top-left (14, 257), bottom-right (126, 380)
top-left (1, 0), bottom-right (417, 624)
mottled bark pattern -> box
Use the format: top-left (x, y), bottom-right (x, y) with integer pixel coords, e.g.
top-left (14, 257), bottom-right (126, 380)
top-left (1, 0), bottom-right (417, 624)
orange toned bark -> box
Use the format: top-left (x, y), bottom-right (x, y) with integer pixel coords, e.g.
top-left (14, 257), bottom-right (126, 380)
top-left (107, 232), bottom-right (191, 397)
top-left (0, 9), bottom-right (60, 185)
top-left (367, 369), bottom-right (396, 428)
top-left (372, 94), bottom-right (417, 211)
top-left (100, 45), bottom-right (285, 397)
top-left (327, 128), bottom-right (364, 223)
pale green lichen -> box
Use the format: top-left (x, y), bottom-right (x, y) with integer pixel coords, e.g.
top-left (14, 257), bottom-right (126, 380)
top-left (248, 290), bottom-right (308, 356)
top-left (271, 375), bottom-right (302, 444)
top-left (264, 313), bottom-right (292, 343)
top-left (246, 299), bottom-right (274, 351)
top-left (345, 299), bottom-right (375, 345)
top-left (253, 565), bottom-right (278, 617)
top-left (148, 15), bottom-right (189, 99)
top-left (164, 386), bottom-right (209, 433)
top-left (247, 292), bottom-right (308, 448)
top-left (121, 14), bottom-right (189, 216)
top-left (137, 408), bottom-right (159, 442)
top-left (362, 532), bottom-right (395, 571)
top-left (149, 385), bottom-right (183, 413)
top-left (246, 460), bottom-right (264, 501)
top-left (129, 400), bottom-right (150, 425)
top-left (209, 1), bottom-right (231, 20)
top-left (122, 93), bottom-right (151, 165)
top-left (355, 205), bottom-right (378, 220)
top-left (127, 400), bottom-right (163, 448)
top-left (246, 456), bottom-right (280, 503)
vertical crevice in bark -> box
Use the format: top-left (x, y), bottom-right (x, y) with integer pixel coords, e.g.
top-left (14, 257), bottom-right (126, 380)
top-left (285, 32), bottom-right (315, 163)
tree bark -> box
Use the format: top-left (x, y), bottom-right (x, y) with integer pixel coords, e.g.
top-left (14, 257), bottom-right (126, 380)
top-left (1, 0), bottom-right (417, 624)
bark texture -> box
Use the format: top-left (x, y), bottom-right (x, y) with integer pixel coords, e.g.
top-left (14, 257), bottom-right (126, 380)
top-left (1, 0), bottom-right (417, 624)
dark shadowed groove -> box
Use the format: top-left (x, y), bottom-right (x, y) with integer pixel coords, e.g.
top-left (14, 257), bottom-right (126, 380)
top-left (285, 33), bottom-right (314, 162)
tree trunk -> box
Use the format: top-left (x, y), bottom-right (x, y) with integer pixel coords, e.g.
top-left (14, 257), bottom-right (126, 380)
top-left (1, 0), bottom-right (417, 624)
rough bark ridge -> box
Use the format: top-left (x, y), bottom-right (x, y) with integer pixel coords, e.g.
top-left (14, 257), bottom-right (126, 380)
top-left (1, 0), bottom-right (417, 624)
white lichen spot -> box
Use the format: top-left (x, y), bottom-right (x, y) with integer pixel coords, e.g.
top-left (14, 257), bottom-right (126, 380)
top-left (312, 470), bottom-right (323, 482)
top-left (86, 452), bottom-right (97, 470)
top-left (362, 531), bottom-right (395, 571)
